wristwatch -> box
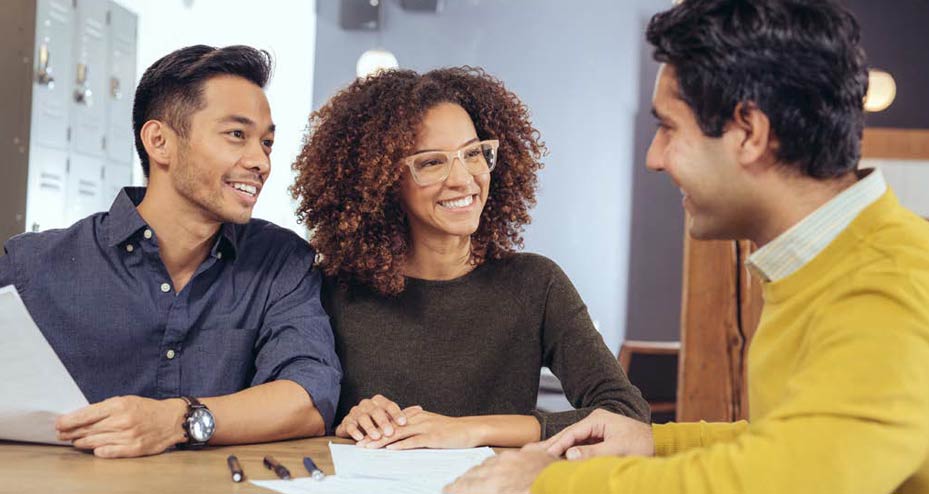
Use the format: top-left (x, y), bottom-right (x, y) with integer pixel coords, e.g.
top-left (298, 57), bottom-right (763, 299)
top-left (178, 396), bottom-right (215, 449)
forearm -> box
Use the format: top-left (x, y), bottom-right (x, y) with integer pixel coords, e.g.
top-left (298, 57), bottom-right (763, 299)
top-left (534, 402), bottom-right (650, 441)
top-left (467, 415), bottom-right (541, 448)
top-left (540, 265), bottom-right (650, 436)
top-left (201, 379), bottom-right (325, 445)
top-left (533, 413), bottom-right (928, 494)
top-left (652, 420), bottom-right (748, 456)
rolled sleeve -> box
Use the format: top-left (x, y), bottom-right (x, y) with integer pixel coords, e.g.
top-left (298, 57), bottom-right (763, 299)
top-left (251, 246), bottom-right (342, 431)
top-left (0, 248), bottom-right (14, 288)
top-left (1, 236), bottom-right (26, 291)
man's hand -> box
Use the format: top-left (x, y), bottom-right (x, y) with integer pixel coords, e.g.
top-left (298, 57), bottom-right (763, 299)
top-left (335, 394), bottom-right (420, 442)
top-left (443, 449), bottom-right (557, 494)
top-left (527, 408), bottom-right (655, 460)
top-left (358, 410), bottom-right (478, 450)
top-left (56, 396), bottom-right (187, 458)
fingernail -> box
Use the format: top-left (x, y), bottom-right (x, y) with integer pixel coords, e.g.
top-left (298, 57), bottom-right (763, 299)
top-left (371, 433), bottom-right (381, 439)
top-left (566, 448), bottom-right (580, 460)
top-left (384, 426), bottom-right (394, 436)
top-left (398, 417), bottom-right (407, 425)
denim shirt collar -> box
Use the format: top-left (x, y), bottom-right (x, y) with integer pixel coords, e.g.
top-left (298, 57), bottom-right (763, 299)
top-left (103, 187), bottom-right (238, 260)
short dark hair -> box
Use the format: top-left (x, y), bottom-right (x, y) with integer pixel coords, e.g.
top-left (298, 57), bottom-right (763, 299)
top-left (132, 45), bottom-right (273, 177)
top-left (646, 0), bottom-right (869, 179)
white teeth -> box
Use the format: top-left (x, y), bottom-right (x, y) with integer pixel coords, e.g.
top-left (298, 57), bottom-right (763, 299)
top-left (439, 195), bottom-right (474, 209)
top-left (231, 183), bottom-right (257, 196)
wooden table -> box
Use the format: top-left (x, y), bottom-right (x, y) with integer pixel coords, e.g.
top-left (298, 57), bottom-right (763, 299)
top-left (0, 436), bottom-right (357, 493)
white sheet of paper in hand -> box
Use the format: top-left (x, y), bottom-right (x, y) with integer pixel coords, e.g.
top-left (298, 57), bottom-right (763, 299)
top-left (329, 442), bottom-right (495, 487)
top-left (0, 285), bottom-right (89, 445)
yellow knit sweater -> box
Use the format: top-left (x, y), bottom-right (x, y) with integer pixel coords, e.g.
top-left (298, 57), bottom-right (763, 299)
top-left (534, 190), bottom-right (929, 494)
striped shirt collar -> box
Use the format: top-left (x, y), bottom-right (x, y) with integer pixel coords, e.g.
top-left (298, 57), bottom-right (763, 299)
top-left (746, 168), bottom-right (886, 283)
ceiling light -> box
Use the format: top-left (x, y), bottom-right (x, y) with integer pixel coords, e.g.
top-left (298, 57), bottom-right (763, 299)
top-left (356, 49), bottom-right (399, 78)
top-left (864, 69), bottom-right (896, 112)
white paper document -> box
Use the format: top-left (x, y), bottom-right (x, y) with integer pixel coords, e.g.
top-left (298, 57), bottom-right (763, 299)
top-left (252, 442), bottom-right (495, 494)
top-left (329, 443), bottom-right (495, 485)
top-left (251, 477), bottom-right (438, 494)
top-left (0, 285), bottom-right (89, 445)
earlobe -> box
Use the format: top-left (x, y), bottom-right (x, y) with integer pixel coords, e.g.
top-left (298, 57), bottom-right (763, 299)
top-left (140, 120), bottom-right (174, 170)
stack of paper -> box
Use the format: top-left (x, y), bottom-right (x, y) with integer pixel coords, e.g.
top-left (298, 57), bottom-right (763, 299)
top-left (0, 285), bottom-right (89, 445)
top-left (252, 442), bottom-right (495, 494)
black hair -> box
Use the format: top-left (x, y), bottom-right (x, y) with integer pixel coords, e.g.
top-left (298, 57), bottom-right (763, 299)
top-left (646, 0), bottom-right (869, 178)
top-left (132, 45), bottom-right (273, 177)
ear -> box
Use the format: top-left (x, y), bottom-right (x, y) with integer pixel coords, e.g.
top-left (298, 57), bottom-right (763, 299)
top-left (728, 102), bottom-right (777, 168)
top-left (139, 120), bottom-right (177, 173)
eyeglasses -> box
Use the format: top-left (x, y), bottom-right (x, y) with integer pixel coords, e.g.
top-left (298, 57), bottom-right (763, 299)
top-left (402, 139), bottom-right (499, 186)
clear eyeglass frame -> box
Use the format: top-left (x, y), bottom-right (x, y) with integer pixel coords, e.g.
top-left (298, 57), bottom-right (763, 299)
top-left (402, 139), bottom-right (500, 186)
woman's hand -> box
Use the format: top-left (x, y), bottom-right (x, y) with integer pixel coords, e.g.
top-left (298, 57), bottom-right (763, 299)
top-left (358, 411), bottom-right (480, 450)
top-left (335, 394), bottom-right (422, 442)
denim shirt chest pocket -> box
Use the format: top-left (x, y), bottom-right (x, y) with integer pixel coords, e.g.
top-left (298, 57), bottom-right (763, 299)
top-left (187, 314), bottom-right (261, 395)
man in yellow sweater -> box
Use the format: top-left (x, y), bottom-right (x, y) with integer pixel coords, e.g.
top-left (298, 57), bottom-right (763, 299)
top-left (445, 1), bottom-right (929, 493)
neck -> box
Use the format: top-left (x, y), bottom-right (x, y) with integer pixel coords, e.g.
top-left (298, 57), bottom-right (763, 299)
top-left (750, 171), bottom-right (858, 247)
top-left (136, 179), bottom-right (221, 292)
top-left (403, 230), bottom-right (474, 280)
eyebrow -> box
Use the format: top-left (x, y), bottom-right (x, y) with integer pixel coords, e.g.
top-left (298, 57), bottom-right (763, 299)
top-left (219, 115), bottom-right (276, 133)
top-left (414, 137), bottom-right (480, 154)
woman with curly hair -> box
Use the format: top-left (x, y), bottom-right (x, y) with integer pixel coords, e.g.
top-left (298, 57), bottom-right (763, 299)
top-left (291, 67), bottom-right (648, 449)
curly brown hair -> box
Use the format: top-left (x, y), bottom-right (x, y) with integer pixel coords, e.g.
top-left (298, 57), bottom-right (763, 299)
top-left (291, 67), bottom-right (546, 296)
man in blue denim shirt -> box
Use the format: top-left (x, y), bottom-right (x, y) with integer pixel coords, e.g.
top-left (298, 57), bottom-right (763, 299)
top-left (0, 45), bottom-right (341, 458)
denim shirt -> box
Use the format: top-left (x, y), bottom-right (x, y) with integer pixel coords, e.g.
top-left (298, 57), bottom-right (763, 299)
top-left (0, 187), bottom-right (342, 427)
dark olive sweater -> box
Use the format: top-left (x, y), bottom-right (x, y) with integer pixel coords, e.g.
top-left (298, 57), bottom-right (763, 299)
top-left (322, 253), bottom-right (649, 439)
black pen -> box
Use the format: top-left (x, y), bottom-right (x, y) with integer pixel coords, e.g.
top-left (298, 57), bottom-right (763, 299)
top-left (303, 456), bottom-right (325, 481)
top-left (263, 455), bottom-right (292, 480)
top-left (227, 455), bottom-right (244, 483)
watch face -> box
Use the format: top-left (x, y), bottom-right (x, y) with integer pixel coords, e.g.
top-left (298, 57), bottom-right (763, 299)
top-left (187, 408), bottom-right (215, 443)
